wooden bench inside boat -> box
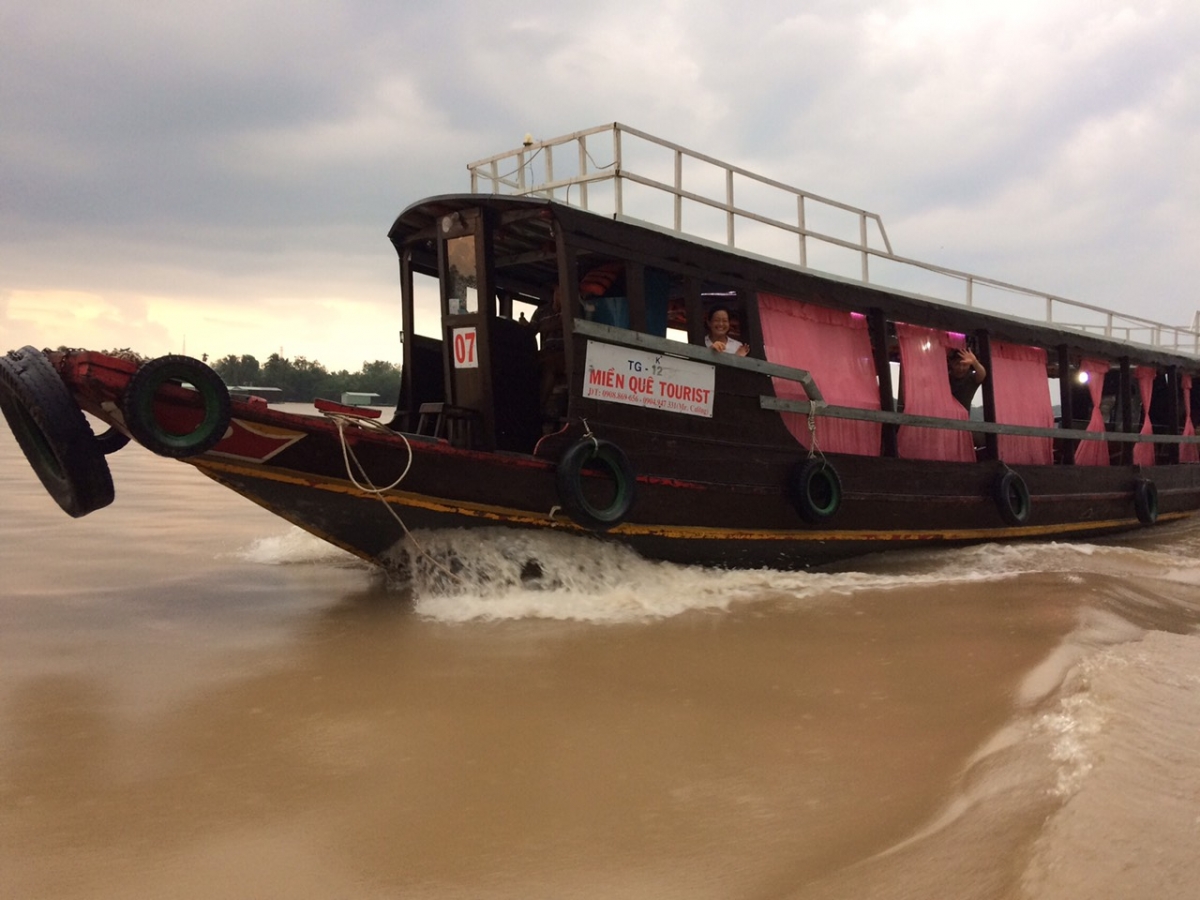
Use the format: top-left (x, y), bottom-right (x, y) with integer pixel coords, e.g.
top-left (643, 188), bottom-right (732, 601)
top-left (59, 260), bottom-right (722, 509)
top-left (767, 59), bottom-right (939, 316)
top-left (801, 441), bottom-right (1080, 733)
top-left (417, 402), bottom-right (478, 448)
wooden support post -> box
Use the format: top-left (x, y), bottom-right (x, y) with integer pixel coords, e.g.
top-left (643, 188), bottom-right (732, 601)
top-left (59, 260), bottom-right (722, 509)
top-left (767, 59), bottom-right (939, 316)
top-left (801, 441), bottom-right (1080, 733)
top-left (1058, 345), bottom-right (1075, 465)
top-left (868, 309), bottom-right (897, 457)
top-left (976, 331), bottom-right (998, 461)
top-left (1119, 357), bottom-right (1132, 465)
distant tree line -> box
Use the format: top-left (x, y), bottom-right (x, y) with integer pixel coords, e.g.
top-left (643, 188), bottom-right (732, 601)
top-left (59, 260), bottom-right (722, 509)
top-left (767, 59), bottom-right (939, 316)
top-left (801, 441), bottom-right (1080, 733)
top-left (209, 353), bottom-right (401, 404)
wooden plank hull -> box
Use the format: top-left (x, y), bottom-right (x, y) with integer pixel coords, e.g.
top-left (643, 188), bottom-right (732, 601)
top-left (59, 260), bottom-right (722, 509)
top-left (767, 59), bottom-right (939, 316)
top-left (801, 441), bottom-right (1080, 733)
top-left (26, 351), bottom-right (1200, 574)
top-left (184, 415), bottom-right (1200, 570)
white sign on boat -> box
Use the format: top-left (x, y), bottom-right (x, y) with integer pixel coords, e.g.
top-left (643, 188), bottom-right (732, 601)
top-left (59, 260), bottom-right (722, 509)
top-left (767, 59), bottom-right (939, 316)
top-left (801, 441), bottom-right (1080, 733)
top-left (583, 340), bottom-right (716, 418)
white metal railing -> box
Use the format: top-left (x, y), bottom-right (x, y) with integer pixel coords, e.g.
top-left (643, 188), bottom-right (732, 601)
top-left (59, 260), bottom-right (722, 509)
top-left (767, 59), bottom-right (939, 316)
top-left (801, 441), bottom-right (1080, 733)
top-left (468, 122), bottom-right (1200, 357)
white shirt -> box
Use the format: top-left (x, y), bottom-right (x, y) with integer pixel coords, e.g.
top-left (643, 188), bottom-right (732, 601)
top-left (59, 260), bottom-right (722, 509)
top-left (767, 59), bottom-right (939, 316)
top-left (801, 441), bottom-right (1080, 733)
top-left (705, 335), bottom-right (744, 354)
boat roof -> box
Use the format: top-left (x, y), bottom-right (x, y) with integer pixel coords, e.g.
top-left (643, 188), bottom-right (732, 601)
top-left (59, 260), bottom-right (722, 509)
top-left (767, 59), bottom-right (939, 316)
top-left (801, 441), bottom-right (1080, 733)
top-left (388, 124), bottom-right (1200, 367)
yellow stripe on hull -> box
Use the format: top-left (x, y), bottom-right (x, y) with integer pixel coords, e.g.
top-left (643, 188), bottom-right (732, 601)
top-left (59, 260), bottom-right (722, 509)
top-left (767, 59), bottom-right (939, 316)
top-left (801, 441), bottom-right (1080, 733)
top-left (191, 456), bottom-right (1191, 548)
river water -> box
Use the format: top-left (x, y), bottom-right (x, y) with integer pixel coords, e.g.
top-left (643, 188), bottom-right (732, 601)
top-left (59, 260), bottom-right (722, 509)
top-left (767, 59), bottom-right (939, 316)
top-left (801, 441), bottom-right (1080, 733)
top-left (2, 411), bottom-right (1199, 899)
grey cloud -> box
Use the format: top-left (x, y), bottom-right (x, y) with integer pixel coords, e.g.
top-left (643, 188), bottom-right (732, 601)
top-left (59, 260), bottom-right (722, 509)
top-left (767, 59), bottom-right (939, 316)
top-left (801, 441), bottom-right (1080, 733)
top-left (2, 0), bottom-right (1198, 356)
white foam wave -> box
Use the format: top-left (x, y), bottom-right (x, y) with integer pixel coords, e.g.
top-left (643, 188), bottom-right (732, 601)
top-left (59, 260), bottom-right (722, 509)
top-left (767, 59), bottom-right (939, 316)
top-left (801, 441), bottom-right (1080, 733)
top-left (384, 518), bottom-right (1200, 622)
top-left (1020, 631), bottom-right (1200, 895)
top-left (388, 528), bottom-right (1039, 623)
top-left (229, 517), bottom-right (1200, 623)
top-left (231, 528), bottom-right (360, 567)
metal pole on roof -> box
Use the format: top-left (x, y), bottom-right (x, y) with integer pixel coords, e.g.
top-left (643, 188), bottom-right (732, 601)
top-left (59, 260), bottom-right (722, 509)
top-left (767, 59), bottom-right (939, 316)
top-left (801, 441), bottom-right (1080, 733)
top-left (674, 149), bottom-right (682, 232)
top-left (725, 168), bottom-right (734, 246)
top-left (859, 213), bottom-right (869, 282)
top-left (578, 137), bottom-right (588, 209)
top-left (613, 125), bottom-right (623, 216)
top-left (797, 196), bottom-right (807, 268)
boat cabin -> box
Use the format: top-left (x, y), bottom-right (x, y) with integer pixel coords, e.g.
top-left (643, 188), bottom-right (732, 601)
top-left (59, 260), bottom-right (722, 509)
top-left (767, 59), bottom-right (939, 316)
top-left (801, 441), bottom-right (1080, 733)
top-left (387, 124), bottom-right (1200, 476)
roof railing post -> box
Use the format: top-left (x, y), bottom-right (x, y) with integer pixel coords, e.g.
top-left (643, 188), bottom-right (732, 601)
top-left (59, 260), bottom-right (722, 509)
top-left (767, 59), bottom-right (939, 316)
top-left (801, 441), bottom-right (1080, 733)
top-left (859, 212), bottom-right (869, 283)
top-left (544, 144), bottom-right (554, 200)
top-left (965, 276), bottom-right (974, 307)
top-left (517, 149), bottom-right (526, 192)
top-left (578, 136), bottom-right (588, 209)
top-left (613, 125), bottom-right (623, 217)
top-left (674, 149), bottom-right (683, 232)
top-left (1105, 313), bottom-right (1113, 338)
top-left (1046, 296), bottom-right (1053, 323)
top-left (725, 167), bottom-right (735, 247)
top-left (797, 196), bottom-right (807, 268)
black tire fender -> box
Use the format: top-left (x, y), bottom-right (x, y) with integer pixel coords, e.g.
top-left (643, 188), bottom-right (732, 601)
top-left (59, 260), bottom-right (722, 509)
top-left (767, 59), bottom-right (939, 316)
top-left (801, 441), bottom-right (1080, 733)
top-left (122, 355), bottom-right (231, 458)
top-left (555, 437), bottom-right (637, 531)
top-left (994, 470), bottom-right (1031, 526)
top-left (788, 459), bottom-right (842, 523)
top-left (0, 346), bottom-right (115, 517)
top-left (95, 425), bottom-right (130, 455)
top-left (1134, 478), bottom-right (1158, 526)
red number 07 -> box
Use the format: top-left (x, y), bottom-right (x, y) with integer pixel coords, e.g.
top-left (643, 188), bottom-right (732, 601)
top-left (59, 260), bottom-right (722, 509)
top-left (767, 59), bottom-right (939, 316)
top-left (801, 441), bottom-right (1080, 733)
top-left (453, 328), bottom-right (478, 368)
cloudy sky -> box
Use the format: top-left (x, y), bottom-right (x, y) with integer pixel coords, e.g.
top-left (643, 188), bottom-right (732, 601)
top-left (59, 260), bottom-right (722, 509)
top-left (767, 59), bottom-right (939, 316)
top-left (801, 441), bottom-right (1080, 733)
top-left (3, 0), bottom-right (1198, 371)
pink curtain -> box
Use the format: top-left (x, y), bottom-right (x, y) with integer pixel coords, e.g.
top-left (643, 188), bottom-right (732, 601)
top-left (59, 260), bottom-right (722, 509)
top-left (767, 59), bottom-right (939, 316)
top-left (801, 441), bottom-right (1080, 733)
top-left (991, 341), bottom-right (1053, 465)
top-left (758, 293), bottom-right (881, 455)
top-left (1073, 358), bottom-right (1110, 466)
top-left (1133, 367), bottom-right (1156, 467)
top-left (895, 324), bottom-right (974, 462)
top-left (1182, 374), bottom-right (1199, 463)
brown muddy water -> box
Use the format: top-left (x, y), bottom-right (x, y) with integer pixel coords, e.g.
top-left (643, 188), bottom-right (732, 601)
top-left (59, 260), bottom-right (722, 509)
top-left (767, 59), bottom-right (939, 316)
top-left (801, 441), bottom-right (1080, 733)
top-left (2, 415), bottom-right (1200, 899)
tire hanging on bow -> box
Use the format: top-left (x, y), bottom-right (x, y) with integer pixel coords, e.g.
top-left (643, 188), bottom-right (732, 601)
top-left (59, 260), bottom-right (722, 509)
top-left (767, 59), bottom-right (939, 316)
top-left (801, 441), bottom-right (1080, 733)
top-left (122, 354), bottom-right (231, 458)
top-left (0, 346), bottom-right (115, 517)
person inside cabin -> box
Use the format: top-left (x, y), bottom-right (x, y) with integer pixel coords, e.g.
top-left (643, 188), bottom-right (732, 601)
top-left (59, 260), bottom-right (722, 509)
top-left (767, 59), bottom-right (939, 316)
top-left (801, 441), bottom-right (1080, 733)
top-left (947, 347), bottom-right (986, 411)
top-left (532, 286), bottom-right (567, 427)
top-left (705, 305), bottom-right (750, 356)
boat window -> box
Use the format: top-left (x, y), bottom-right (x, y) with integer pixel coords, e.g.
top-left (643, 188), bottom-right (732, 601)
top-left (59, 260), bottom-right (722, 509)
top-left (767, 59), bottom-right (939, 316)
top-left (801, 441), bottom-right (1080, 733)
top-left (894, 325), bottom-right (975, 462)
top-left (757, 293), bottom-right (882, 456)
top-left (412, 270), bottom-right (443, 338)
top-left (701, 290), bottom-right (745, 352)
top-left (1073, 358), bottom-right (1111, 466)
top-left (990, 341), bottom-right (1054, 465)
top-left (1134, 367), bottom-right (1158, 467)
top-left (446, 235), bottom-right (478, 315)
top-left (1183, 374), bottom-right (1199, 463)
top-left (578, 258), bottom-right (629, 327)
top-left (509, 294), bottom-right (540, 328)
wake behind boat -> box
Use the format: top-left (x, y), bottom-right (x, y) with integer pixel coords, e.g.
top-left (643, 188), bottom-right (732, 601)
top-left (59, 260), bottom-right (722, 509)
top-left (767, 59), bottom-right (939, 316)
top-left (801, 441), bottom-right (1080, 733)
top-left (4, 123), bottom-right (1200, 571)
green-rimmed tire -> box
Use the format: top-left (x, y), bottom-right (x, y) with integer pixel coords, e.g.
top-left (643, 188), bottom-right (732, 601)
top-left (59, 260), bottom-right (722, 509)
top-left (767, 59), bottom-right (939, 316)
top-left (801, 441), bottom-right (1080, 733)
top-left (122, 355), bottom-right (231, 458)
top-left (789, 459), bottom-right (842, 523)
top-left (994, 470), bottom-right (1031, 526)
top-left (555, 438), bottom-right (637, 531)
top-left (0, 346), bottom-right (115, 517)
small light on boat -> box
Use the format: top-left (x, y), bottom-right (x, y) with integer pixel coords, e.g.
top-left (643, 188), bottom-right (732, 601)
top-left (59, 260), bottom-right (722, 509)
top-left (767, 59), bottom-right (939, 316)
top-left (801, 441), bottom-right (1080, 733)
top-left (1077, 371), bottom-right (1090, 384)
top-left (921, 339), bottom-right (932, 352)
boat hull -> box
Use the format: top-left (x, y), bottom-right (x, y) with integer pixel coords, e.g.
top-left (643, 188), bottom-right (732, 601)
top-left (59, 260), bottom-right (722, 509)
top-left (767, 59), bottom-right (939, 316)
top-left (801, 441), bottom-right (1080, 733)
top-left (10, 349), bottom-right (1198, 572)
top-left (188, 441), bottom-right (1200, 570)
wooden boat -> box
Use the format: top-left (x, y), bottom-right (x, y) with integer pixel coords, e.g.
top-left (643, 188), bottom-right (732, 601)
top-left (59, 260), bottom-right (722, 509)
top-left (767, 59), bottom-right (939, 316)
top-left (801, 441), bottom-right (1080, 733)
top-left (4, 123), bottom-right (1200, 572)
